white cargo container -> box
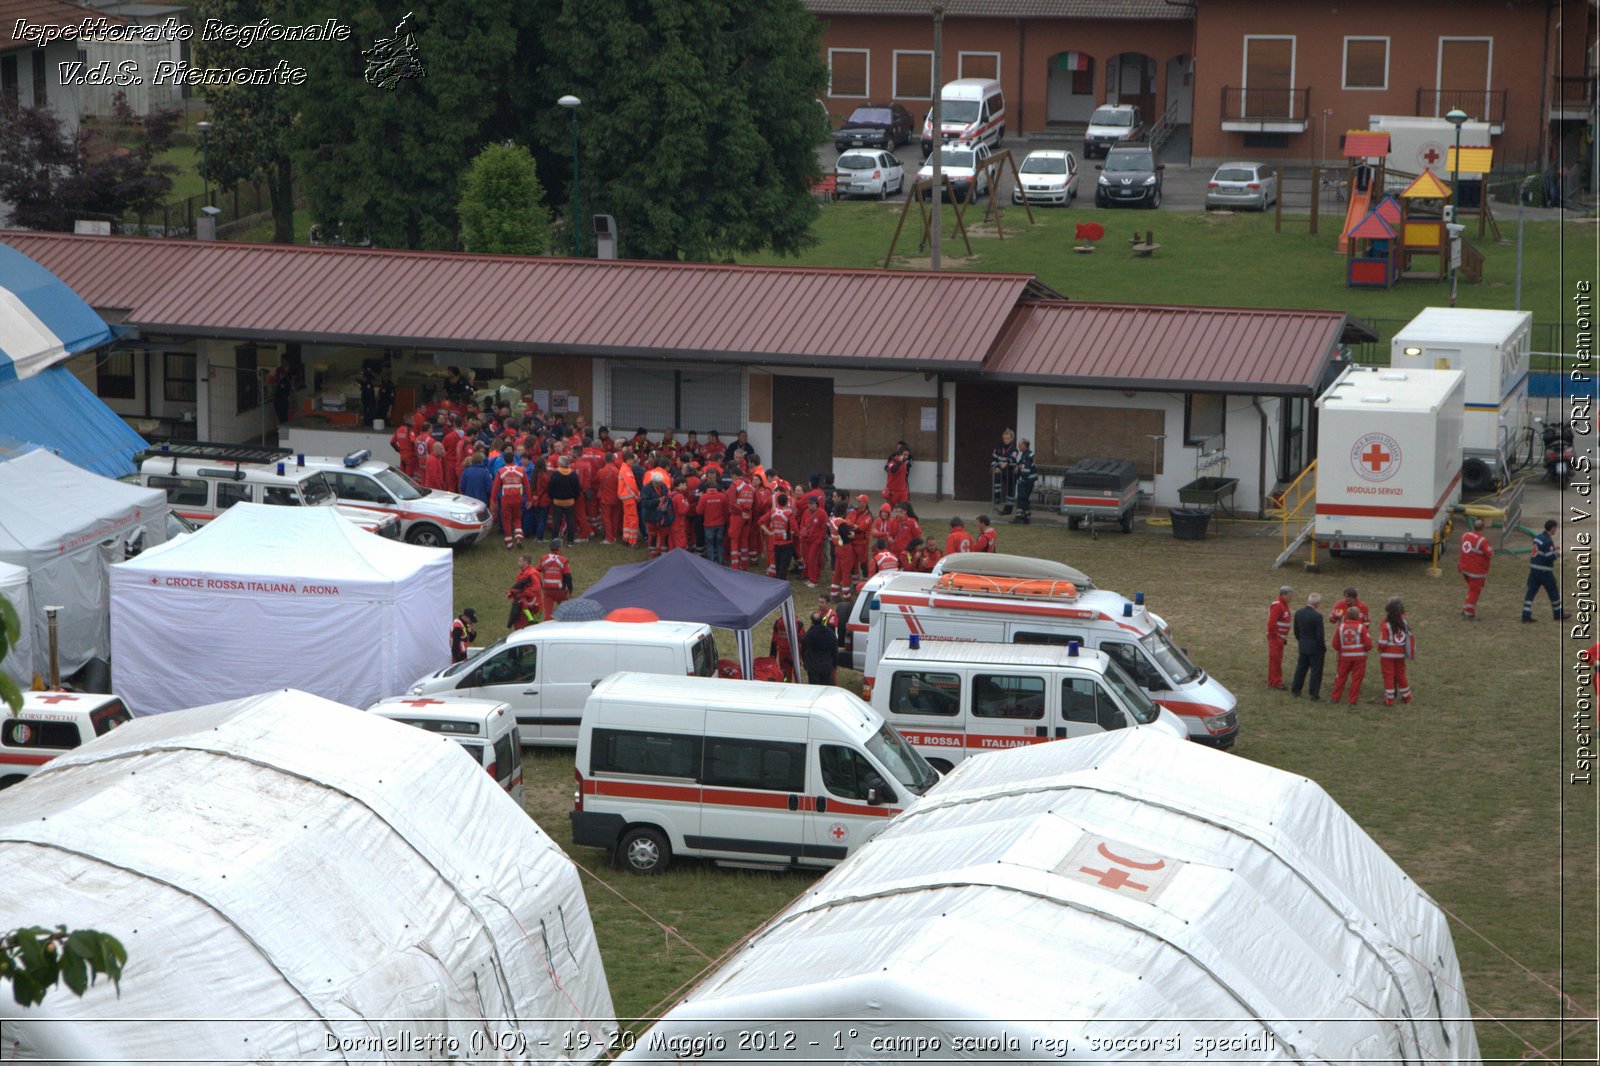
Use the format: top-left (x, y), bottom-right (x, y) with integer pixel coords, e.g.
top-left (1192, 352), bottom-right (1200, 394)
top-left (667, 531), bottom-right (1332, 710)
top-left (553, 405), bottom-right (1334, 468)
top-left (1391, 307), bottom-right (1532, 491)
top-left (1368, 115), bottom-right (1494, 177)
top-left (1315, 366), bottom-right (1465, 556)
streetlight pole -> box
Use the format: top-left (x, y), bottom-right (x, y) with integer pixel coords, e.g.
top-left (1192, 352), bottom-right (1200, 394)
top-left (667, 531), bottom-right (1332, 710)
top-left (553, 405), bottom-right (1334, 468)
top-left (195, 120), bottom-right (212, 207)
top-left (558, 95), bottom-right (582, 257)
top-left (929, 2), bottom-right (943, 270)
top-left (1445, 108), bottom-right (1467, 307)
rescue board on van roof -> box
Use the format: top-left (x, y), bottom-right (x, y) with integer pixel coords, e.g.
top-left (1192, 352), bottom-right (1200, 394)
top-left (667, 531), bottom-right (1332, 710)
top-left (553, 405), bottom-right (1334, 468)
top-left (862, 570), bottom-right (1240, 748)
top-left (571, 673), bottom-right (938, 873)
top-left (921, 78), bottom-right (1005, 155)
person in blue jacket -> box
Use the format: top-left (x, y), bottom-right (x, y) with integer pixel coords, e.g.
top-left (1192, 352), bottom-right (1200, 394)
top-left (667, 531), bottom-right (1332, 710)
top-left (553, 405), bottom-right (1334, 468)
top-left (458, 452), bottom-right (493, 504)
top-left (1523, 518), bottom-right (1564, 622)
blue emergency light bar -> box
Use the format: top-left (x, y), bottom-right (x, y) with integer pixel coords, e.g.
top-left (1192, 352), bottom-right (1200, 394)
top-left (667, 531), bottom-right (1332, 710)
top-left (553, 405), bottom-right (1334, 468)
top-left (344, 449), bottom-right (372, 468)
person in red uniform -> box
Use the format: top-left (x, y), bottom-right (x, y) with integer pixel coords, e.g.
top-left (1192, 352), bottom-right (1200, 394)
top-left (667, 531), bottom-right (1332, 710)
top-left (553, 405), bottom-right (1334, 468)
top-left (506, 554), bottom-right (541, 629)
top-left (945, 517), bottom-right (973, 557)
top-left (826, 512), bottom-right (852, 598)
top-left (412, 421), bottom-right (433, 478)
top-left (1458, 517), bottom-right (1493, 620)
top-left (1328, 586), bottom-right (1370, 627)
top-left (728, 470), bottom-right (756, 570)
top-left (1266, 585), bottom-right (1293, 691)
top-left (974, 514), bottom-right (998, 553)
top-left (391, 423), bottom-right (415, 477)
top-left (449, 607), bottom-right (477, 662)
top-left (844, 496), bottom-right (875, 590)
top-left (422, 440), bottom-right (448, 491)
top-left (492, 459), bottom-right (532, 549)
top-left (1377, 597), bottom-right (1413, 705)
top-left (597, 455), bottom-right (621, 545)
top-left (752, 475), bottom-right (775, 573)
top-left (798, 495), bottom-right (829, 589)
top-left (1329, 606), bottom-right (1373, 706)
top-left (694, 477), bottom-right (728, 565)
top-left (571, 447), bottom-right (597, 541)
top-left (865, 505), bottom-right (893, 577)
top-left (882, 443), bottom-right (911, 509)
top-left (909, 538), bottom-right (943, 572)
top-left (537, 540), bottom-right (573, 619)
top-left (872, 538), bottom-right (901, 574)
top-left (765, 493), bottom-right (796, 579)
top-left (888, 505), bottom-right (921, 556)
top-left (669, 478), bottom-right (692, 551)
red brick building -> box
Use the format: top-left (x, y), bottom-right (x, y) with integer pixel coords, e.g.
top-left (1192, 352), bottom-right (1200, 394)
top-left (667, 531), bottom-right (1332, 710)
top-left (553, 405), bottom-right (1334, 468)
top-left (808, 0), bottom-right (1595, 167)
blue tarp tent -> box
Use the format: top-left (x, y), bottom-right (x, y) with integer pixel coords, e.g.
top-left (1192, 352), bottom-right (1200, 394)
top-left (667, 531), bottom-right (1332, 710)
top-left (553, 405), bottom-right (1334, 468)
top-left (0, 243), bottom-right (145, 477)
top-left (583, 549), bottom-right (801, 679)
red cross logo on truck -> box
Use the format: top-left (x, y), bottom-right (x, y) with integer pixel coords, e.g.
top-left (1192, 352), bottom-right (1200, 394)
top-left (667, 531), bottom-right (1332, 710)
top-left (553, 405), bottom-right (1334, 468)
top-left (829, 823), bottom-right (849, 842)
top-left (1350, 432), bottom-right (1402, 483)
top-left (401, 698), bottom-right (445, 707)
top-left (36, 694), bottom-right (79, 704)
top-left (1361, 443), bottom-right (1391, 472)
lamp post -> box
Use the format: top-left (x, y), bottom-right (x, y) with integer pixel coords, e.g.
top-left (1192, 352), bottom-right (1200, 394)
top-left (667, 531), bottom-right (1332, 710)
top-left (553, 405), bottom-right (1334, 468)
top-left (929, 2), bottom-right (944, 270)
top-left (1444, 108), bottom-right (1467, 307)
top-left (557, 95), bottom-right (582, 257)
top-left (195, 120), bottom-right (212, 207)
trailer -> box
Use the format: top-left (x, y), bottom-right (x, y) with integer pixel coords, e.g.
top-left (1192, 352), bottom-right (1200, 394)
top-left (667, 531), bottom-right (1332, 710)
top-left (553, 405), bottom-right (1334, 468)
top-left (1368, 115), bottom-right (1493, 180)
top-left (1053, 457), bottom-right (1138, 533)
top-left (1390, 307), bottom-right (1531, 492)
top-left (1314, 365), bottom-right (1465, 558)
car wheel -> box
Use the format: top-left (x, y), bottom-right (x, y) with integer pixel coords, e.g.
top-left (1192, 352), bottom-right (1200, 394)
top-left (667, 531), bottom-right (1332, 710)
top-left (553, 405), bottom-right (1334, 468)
top-left (617, 826), bottom-right (671, 874)
top-left (405, 523), bottom-right (447, 547)
top-left (878, 182), bottom-right (887, 201)
top-left (1148, 187), bottom-right (1161, 209)
top-left (1120, 510), bottom-right (1135, 534)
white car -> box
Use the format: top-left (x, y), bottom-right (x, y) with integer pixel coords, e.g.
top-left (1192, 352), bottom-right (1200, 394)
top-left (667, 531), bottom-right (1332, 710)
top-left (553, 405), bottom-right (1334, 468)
top-left (834, 149), bottom-right (905, 200)
top-left (1012, 149), bottom-right (1078, 206)
top-left (298, 450), bottom-right (491, 548)
top-left (915, 141), bottom-right (992, 204)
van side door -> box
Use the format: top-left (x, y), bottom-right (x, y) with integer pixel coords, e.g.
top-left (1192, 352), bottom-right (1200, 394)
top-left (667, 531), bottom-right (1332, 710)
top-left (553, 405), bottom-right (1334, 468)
top-left (969, 672), bottom-right (1047, 754)
top-left (879, 668), bottom-right (964, 770)
top-left (1059, 677), bottom-right (1126, 739)
top-left (540, 644), bottom-right (618, 747)
top-left (697, 712), bottom-right (808, 862)
top-left (806, 739), bottom-right (899, 863)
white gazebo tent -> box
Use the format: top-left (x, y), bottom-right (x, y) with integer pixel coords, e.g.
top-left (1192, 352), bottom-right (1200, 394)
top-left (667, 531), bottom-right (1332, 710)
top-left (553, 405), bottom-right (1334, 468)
top-left (0, 690), bottom-right (618, 1061)
top-left (110, 504), bottom-right (451, 715)
top-left (626, 730), bottom-right (1480, 1064)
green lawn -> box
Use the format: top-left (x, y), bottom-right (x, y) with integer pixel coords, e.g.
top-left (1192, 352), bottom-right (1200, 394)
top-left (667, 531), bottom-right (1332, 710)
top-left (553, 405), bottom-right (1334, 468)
top-left (157, 145), bottom-right (203, 205)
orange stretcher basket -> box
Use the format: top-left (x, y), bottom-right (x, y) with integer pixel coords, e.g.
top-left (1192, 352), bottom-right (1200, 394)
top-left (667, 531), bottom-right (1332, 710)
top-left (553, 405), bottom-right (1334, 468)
top-left (934, 573), bottom-right (1078, 598)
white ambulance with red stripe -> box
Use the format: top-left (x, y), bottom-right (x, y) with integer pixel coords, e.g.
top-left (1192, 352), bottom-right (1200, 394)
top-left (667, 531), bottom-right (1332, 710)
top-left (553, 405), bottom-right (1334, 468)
top-left (0, 691), bottom-right (131, 790)
top-left (368, 695), bottom-right (524, 807)
top-left (870, 638), bottom-right (1187, 772)
top-left (919, 78), bottom-right (1006, 155)
top-left (571, 673), bottom-right (938, 874)
top-left (862, 571), bottom-right (1240, 748)
top-left (298, 451), bottom-right (492, 548)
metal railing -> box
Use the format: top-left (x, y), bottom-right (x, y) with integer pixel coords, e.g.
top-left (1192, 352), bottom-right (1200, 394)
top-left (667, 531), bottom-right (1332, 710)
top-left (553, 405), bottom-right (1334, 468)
top-left (1551, 76), bottom-right (1594, 113)
top-left (1273, 458), bottom-right (1318, 569)
top-left (1219, 86), bottom-right (1312, 123)
top-left (1414, 88), bottom-right (1508, 126)
top-left (116, 180), bottom-right (273, 238)
top-left (1147, 95), bottom-right (1182, 154)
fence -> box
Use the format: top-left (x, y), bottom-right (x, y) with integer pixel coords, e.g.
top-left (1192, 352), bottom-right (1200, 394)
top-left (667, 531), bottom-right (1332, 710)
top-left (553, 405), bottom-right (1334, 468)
top-left (1219, 86), bottom-right (1312, 123)
top-left (116, 180), bottom-right (273, 238)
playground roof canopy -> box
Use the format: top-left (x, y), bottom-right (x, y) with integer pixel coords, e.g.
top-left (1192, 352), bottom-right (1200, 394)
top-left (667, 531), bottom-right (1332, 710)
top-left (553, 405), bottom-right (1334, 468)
top-left (1373, 195), bottom-right (1402, 227)
top-left (1342, 131), bottom-right (1390, 158)
top-left (1400, 171), bottom-right (1452, 200)
top-left (1447, 146), bottom-right (1494, 173)
top-left (1347, 213), bottom-right (1397, 240)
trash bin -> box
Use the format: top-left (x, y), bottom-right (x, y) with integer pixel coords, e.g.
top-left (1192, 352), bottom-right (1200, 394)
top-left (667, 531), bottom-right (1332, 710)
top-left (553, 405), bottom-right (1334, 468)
top-left (1169, 507), bottom-right (1211, 540)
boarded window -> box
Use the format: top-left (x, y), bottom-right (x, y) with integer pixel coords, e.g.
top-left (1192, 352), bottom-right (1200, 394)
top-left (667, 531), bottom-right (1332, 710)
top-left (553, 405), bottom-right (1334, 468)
top-left (1343, 38), bottom-right (1387, 90)
top-left (1032, 403), bottom-right (1164, 477)
top-left (97, 351), bottom-right (136, 399)
top-left (608, 361), bottom-right (747, 438)
top-left (959, 52), bottom-right (999, 81)
top-left (830, 49), bottom-right (869, 97)
top-left (895, 51), bottom-right (933, 100)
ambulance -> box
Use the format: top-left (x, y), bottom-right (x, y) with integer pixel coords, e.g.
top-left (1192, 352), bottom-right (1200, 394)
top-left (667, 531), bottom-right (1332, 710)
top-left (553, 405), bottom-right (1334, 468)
top-left (570, 673), bottom-right (939, 873)
top-left (297, 450), bottom-right (492, 548)
top-left (368, 695), bottom-right (524, 806)
top-left (862, 572), bottom-right (1239, 748)
top-left (0, 691), bottom-right (132, 790)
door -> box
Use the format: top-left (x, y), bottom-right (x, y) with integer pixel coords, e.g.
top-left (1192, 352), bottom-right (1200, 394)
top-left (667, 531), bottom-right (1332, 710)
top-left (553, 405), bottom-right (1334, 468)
top-left (1243, 37), bottom-right (1293, 119)
top-left (807, 741), bottom-right (898, 862)
top-left (697, 714), bottom-right (808, 861)
top-left (540, 645), bottom-right (617, 745)
top-left (970, 672), bottom-right (1047, 752)
top-left (1059, 676), bottom-right (1125, 740)
top-left (1438, 38), bottom-right (1491, 120)
top-left (770, 375), bottom-right (833, 486)
top-left (459, 643), bottom-right (543, 737)
top-left (954, 381), bottom-right (1017, 501)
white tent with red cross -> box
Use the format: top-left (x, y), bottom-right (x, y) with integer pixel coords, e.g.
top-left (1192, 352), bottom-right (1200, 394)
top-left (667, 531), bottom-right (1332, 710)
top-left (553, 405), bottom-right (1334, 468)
top-left (623, 729), bottom-right (1479, 1064)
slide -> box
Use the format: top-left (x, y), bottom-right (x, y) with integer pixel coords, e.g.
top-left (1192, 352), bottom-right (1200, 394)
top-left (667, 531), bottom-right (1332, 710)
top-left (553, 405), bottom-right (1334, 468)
top-left (1337, 184), bottom-right (1371, 254)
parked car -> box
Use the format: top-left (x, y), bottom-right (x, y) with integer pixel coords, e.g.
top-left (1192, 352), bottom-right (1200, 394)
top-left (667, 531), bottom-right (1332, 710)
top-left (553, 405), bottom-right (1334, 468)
top-left (297, 450), bottom-right (492, 547)
top-left (1205, 161), bottom-right (1279, 211)
top-left (1012, 149), bottom-right (1078, 206)
top-left (835, 103), bottom-right (914, 151)
top-left (1082, 104), bottom-right (1143, 159)
top-left (1094, 143), bottom-right (1163, 209)
top-left (915, 141), bottom-right (992, 203)
top-left (835, 149), bottom-right (905, 199)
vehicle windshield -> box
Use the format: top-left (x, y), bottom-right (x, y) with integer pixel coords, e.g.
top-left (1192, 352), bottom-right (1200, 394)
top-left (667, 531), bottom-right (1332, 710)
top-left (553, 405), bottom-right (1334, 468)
top-left (692, 633), bottom-right (718, 677)
top-left (1021, 156), bottom-right (1068, 174)
top-left (1142, 629), bottom-right (1200, 685)
top-left (867, 724), bottom-right (939, 795)
top-left (1101, 660), bottom-right (1161, 724)
top-left (441, 635), bottom-right (504, 678)
top-left (837, 154), bottom-right (878, 171)
top-left (1104, 152), bottom-right (1153, 172)
top-left (1091, 108), bottom-right (1134, 126)
top-left (300, 472), bottom-right (336, 506)
top-left (375, 466), bottom-right (426, 500)
top-left (847, 108), bottom-right (894, 125)
top-left (940, 100), bottom-right (980, 124)
top-left (936, 148), bottom-right (975, 169)
top-left (1215, 167), bottom-right (1256, 182)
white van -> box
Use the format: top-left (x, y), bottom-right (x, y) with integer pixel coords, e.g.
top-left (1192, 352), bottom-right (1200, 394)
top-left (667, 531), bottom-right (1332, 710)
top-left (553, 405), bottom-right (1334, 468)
top-left (870, 638), bottom-right (1187, 772)
top-left (920, 78), bottom-right (1005, 154)
top-left (0, 691), bottom-right (132, 790)
top-left (571, 673), bottom-right (939, 873)
top-left (862, 572), bottom-right (1240, 748)
top-left (408, 620), bottom-right (719, 747)
top-left (298, 450), bottom-right (492, 548)
top-left (368, 695), bottom-right (524, 806)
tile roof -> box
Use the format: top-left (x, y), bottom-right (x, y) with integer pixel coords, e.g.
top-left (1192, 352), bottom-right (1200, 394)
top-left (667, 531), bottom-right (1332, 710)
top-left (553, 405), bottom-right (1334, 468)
top-left (983, 301), bottom-right (1353, 395)
top-left (1, 233), bottom-right (1054, 371)
top-left (1, 0), bottom-right (126, 51)
top-left (803, 0), bottom-right (1190, 17)
top-left (1341, 131), bottom-right (1390, 158)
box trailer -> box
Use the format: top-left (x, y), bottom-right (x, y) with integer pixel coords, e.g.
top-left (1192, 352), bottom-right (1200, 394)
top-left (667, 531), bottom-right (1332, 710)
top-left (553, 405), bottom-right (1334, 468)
top-left (1391, 307), bottom-right (1532, 492)
top-left (1315, 366), bottom-right (1465, 557)
top-left (1368, 115), bottom-right (1493, 179)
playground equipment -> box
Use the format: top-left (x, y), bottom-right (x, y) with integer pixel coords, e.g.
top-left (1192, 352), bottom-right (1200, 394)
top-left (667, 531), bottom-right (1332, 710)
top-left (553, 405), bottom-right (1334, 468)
top-left (1346, 196), bottom-right (1403, 288)
top-left (882, 149), bottom-right (1032, 267)
top-left (1397, 169), bottom-right (1453, 281)
top-left (1073, 220), bottom-right (1104, 253)
top-left (1337, 130), bottom-right (1389, 254)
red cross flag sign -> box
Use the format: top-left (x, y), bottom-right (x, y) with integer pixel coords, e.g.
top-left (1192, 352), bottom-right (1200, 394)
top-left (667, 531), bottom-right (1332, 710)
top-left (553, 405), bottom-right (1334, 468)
top-left (1350, 432), bottom-right (1402, 483)
top-left (1055, 834), bottom-right (1181, 902)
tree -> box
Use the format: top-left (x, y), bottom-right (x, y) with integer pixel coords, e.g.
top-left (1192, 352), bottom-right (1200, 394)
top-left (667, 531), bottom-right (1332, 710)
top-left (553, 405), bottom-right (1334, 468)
top-left (458, 144), bottom-right (553, 254)
top-left (191, 0), bottom-right (303, 243)
top-left (527, 0), bottom-right (829, 260)
top-left (0, 98), bottom-right (177, 231)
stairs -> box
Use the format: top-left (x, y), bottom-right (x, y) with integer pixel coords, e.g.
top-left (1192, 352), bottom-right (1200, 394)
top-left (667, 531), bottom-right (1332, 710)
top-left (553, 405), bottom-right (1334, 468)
top-left (1271, 460), bottom-right (1318, 570)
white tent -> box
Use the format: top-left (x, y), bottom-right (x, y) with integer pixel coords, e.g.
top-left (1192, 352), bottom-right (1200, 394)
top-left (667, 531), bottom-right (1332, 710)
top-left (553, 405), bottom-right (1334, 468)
top-left (627, 730), bottom-right (1480, 1064)
top-left (0, 690), bottom-right (618, 1061)
top-left (0, 561), bottom-right (32, 689)
top-left (111, 504), bottom-right (451, 715)
top-left (0, 448), bottom-right (166, 680)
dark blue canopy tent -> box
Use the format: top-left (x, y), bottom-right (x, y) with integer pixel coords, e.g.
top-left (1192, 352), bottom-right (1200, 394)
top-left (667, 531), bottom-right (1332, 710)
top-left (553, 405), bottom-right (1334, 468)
top-left (583, 549), bottom-right (800, 679)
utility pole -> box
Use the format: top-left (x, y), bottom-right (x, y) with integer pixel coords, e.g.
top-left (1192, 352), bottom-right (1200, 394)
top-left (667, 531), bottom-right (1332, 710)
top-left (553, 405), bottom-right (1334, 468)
top-left (930, 2), bottom-right (944, 270)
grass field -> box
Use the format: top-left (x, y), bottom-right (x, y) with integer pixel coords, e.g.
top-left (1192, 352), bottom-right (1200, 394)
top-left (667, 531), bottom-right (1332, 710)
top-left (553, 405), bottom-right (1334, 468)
top-left (436, 499), bottom-right (1594, 1059)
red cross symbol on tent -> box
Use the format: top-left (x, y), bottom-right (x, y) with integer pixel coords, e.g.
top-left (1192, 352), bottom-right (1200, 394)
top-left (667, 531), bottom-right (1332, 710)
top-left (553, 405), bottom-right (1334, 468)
top-left (829, 823), bottom-right (848, 841)
top-left (1361, 443), bottom-right (1392, 473)
top-left (1078, 865), bottom-right (1151, 892)
top-left (400, 698), bottom-right (446, 707)
top-left (36, 694), bottom-right (79, 704)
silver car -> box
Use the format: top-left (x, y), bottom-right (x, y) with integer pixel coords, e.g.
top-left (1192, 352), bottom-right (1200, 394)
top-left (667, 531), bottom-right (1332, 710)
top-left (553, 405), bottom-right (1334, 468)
top-left (1205, 162), bottom-right (1279, 211)
top-left (835, 149), bottom-right (906, 199)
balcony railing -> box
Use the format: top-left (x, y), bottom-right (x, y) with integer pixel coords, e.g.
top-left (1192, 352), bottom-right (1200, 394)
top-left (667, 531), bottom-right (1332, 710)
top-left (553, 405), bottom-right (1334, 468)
top-left (1415, 88), bottom-right (1508, 126)
top-left (1552, 76), bottom-right (1594, 114)
top-left (1220, 86), bottom-right (1311, 126)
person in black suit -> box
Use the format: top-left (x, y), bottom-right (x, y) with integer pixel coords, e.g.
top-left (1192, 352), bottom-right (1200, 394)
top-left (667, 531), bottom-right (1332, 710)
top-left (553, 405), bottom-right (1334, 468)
top-left (1291, 592), bottom-right (1327, 701)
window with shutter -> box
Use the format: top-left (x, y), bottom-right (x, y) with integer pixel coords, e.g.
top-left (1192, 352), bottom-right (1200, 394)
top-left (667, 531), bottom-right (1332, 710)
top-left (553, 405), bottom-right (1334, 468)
top-left (829, 49), bottom-right (869, 98)
top-left (1342, 38), bottom-right (1388, 90)
top-left (894, 51), bottom-right (932, 100)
